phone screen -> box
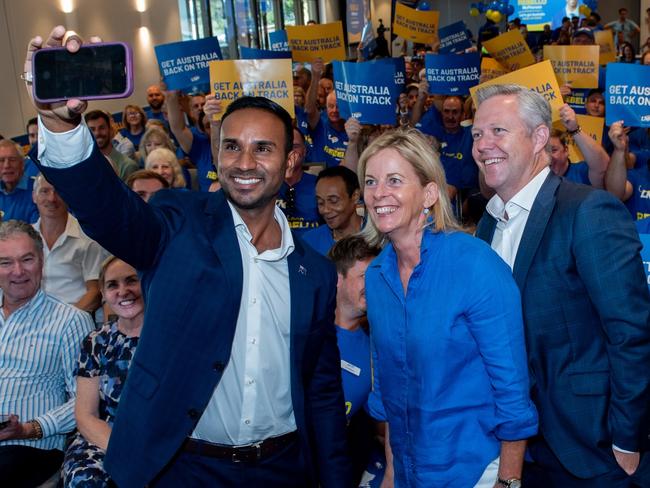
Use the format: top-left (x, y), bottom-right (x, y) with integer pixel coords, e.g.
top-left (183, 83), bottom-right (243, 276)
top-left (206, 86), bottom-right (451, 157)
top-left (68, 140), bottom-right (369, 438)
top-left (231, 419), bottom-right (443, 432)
top-left (33, 44), bottom-right (128, 101)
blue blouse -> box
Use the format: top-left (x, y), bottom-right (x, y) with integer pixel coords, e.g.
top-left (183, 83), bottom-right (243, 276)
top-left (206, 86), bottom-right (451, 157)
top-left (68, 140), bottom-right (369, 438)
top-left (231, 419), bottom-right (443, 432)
top-left (366, 230), bottom-right (538, 486)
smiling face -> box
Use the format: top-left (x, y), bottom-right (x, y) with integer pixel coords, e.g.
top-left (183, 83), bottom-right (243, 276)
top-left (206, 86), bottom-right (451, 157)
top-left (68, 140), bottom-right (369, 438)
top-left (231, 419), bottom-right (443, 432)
top-left (218, 108), bottom-right (294, 212)
top-left (33, 178), bottom-right (67, 220)
top-left (326, 91), bottom-right (341, 125)
top-left (363, 148), bottom-right (437, 242)
top-left (102, 259), bottom-right (144, 322)
top-left (471, 94), bottom-right (549, 203)
top-left (0, 233), bottom-right (42, 312)
top-left (144, 135), bottom-right (166, 156)
top-left (146, 85), bottom-right (165, 110)
top-left (315, 176), bottom-right (359, 233)
top-left (147, 158), bottom-right (174, 185)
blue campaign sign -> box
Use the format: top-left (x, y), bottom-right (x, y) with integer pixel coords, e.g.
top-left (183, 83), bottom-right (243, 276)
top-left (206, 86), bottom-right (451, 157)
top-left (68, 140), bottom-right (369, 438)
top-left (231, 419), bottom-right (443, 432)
top-left (369, 57), bottom-right (406, 88)
top-left (606, 63), bottom-right (650, 128)
top-left (333, 61), bottom-right (398, 125)
top-left (269, 30), bottom-right (289, 51)
top-left (511, 0), bottom-right (587, 30)
top-left (425, 53), bottom-right (480, 95)
top-left (240, 46), bottom-right (292, 59)
top-left (640, 234), bottom-right (650, 291)
top-left (438, 21), bottom-right (471, 54)
top-left (155, 38), bottom-right (222, 93)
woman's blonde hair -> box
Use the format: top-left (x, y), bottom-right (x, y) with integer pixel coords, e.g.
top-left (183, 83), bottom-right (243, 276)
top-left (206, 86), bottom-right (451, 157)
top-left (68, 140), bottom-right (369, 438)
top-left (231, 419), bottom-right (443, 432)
top-left (140, 127), bottom-right (176, 159)
top-left (358, 127), bottom-right (461, 248)
top-left (145, 148), bottom-right (186, 189)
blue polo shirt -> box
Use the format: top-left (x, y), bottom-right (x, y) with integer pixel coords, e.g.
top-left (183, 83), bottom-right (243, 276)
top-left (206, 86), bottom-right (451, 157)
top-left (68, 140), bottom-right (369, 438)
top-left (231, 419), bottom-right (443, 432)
top-left (302, 224), bottom-right (335, 256)
top-left (416, 109), bottom-right (477, 189)
top-left (336, 325), bottom-right (371, 421)
top-left (277, 172), bottom-right (321, 235)
top-left (562, 161), bottom-right (590, 185)
top-left (626, 165), bottom-right (650, 221)
top-left (310, 112), bottom-right (348, 167)
top-left (0, 175), bottom-right (38, 223)
top-left (186, 129), bottom-right (217, 192)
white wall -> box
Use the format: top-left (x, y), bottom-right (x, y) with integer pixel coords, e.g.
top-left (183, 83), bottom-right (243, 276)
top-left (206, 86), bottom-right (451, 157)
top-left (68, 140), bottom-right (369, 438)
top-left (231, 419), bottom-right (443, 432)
top-left (0, 0), bottom-right (181, 139)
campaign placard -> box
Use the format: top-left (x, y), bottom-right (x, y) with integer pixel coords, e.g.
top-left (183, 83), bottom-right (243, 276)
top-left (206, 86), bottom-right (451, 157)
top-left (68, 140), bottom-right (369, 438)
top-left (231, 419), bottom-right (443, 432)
top-left (482, 29), bottom-right (535, 71)
top-left (552, 114), bottom-right (604, 163)
top-left (240, 46), bottom-right (292, 59)
top-left (392, 2), bottom-right (439, 44)
top-left (438, 21), bottom-right (472, 54)
top-left (640, 234), bottom-right (650, 291)
top-left (155, 38), bottom-right (223, 93)
top-left (286, 22), bottom-right (346, 63)
top-left (470, 60), bottom-right (564, 121)
top-left (209, 59), bottom-right (294, 117)
top-left (369, 57), bottom-right (406, 88)
top-left (594, 30), bottom-right (617, 65)
top-left (332, 61), bottom-right (398, 125)
top-left (425, 53), bottom-right (480, 95)
top-left (543, 45), bottom-right (599, 89)
top-left (480, 57), bottom-right (509, 82)
top-left (606, 64), bottom-right (650, 128)
top-left (269, 30), bottom-right (289, 51)
top-left (510, 0), bottom-right (585, 31)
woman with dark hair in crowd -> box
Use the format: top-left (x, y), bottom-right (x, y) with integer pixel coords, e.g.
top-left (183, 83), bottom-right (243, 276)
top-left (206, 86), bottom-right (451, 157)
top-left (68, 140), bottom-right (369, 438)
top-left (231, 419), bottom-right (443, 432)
top-left (62, 257), bottom-right (144, 487)
top-left (359, 128), bottom-right (537, 487)
top-left (119, 104), bottom-right (147, 151)
top-left (619, 41), bottom-right (637, 63)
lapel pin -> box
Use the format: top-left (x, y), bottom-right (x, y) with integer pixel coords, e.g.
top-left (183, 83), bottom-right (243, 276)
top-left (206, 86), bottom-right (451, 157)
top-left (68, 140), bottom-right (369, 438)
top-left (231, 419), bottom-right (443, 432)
top-left (298, 265), bottom-right (307, 275)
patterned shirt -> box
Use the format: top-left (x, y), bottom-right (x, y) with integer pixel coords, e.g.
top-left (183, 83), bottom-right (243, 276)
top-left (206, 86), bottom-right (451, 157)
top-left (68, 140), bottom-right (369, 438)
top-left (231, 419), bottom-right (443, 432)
top-left (0, 289), bottom-right (94, 451)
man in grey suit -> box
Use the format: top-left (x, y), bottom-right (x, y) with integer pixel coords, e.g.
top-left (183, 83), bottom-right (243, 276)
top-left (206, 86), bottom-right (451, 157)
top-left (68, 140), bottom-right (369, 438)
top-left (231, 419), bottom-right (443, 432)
top-left (473, 84), bottom-right (650, 487)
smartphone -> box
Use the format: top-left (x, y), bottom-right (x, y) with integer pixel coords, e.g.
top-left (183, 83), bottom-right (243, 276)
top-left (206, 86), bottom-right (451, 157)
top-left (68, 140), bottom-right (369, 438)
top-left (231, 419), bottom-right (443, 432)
top-left (32, 42), bottom-right (134, 103)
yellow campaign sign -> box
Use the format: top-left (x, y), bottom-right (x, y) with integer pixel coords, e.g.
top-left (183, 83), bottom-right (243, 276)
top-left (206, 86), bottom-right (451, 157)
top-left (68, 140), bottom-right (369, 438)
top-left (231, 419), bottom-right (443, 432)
top-left (470, 60), bottom-right (564, 121)
top-left (480, 57), bottom-right (508, 83)
top-left (543, 45), bottom-right (599, 89)
top-left (392, 3), bottom-right (439, 44)
top-left (285, 22), bottom-right (346, 63)
top-left (209, 59), bottom-right (295, 118)
top-left (594, 30), bottom-right (617, 65)
top-left (482, 29), bottom-right (535, 71)
top-left (552, 115), bottom-right (604, 163)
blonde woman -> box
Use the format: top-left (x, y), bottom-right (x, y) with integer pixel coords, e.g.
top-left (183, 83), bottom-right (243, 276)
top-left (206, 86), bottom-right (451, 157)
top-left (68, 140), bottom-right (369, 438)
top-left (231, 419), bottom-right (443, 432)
top-left (119, 104), bottom-right (147, 150)
top-left (145, 148), bottom-right (187, 189)
top-left (360, 128), bottom-right (537, 487)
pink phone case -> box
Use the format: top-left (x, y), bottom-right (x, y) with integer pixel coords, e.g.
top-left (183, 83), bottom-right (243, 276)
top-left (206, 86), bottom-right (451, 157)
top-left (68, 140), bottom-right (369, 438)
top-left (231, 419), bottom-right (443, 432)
top-left (32, 42), bottom-right (134, 103)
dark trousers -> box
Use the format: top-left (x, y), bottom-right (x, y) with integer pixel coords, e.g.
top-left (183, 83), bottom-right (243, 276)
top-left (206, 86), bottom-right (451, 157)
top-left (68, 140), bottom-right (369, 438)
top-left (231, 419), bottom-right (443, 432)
top-left (0, 445), bottom-right (63, 487)
top-left (523, 438), bottom-right (650, 488)
top-left (151, 437), bottom-right (312, 488)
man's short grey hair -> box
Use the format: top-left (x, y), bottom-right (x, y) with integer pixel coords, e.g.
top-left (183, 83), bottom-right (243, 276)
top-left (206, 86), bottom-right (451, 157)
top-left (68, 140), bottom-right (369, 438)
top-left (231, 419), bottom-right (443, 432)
top-left (475, 84), bottom-right (552, 134)
top-left (32, 174), bottom-right (46, 194)
top-left (0, 139), bottom-right (25, 162)
top-left (0, 220), bottom-right (44, 254)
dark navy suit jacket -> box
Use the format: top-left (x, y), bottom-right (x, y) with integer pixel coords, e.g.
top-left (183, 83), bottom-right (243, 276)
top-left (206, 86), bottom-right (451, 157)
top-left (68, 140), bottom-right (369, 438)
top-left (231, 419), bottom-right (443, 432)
top-left (476, 173), bottom-right (650, 478)
top-left (36, 145), bottom-right (351, 487)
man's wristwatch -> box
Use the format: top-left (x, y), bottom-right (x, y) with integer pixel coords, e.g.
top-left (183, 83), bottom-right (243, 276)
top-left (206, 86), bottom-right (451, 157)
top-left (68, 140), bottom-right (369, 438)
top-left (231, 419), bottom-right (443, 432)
top-left (497, 478), bottom-right (522, 488)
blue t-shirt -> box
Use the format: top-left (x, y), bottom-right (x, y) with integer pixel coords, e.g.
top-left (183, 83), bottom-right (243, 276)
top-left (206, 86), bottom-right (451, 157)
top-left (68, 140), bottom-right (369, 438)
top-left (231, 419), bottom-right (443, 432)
top-left (187, 129), bottom-right (217, 192)
top-left (302, 224), bottom-right (335, 256)
top-left (562, 161), bottom-right (590, 185)
top-left (295, 105), bottom-right (316, 163)
top-left (118, 128), bottom-right (144, 151)
top-left (629, 128), bottom-right (650, 153)
top-left (0, 176), bottom-right (38, 223)
top-left (276, 172), bottom-right (321, 235)
top-left (144, 107), bottom-right (165, 122)
top-left (336, 326), bottom-right (372, 421)
top-left (417, 109), bottom-right (477, 189)
top-left (309, 112), bottom-right (348, 167)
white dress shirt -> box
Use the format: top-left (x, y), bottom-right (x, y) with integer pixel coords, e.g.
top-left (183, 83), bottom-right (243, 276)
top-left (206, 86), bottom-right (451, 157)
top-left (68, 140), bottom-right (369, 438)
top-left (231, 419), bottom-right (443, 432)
top-left (191, 202), bottom-right (297, 445)
top-left (486, 167), bottom-right (550, 270)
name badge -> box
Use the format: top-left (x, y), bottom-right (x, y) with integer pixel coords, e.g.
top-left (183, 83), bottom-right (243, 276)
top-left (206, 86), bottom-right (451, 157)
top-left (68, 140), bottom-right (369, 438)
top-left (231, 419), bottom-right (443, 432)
top-left (341, 359), bottom-right (361, 376)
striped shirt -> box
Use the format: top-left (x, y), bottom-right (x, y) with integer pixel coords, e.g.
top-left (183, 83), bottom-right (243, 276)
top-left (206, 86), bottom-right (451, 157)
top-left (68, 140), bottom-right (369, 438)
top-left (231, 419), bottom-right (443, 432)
top-left (0, 289), bottom-right (94, 451)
